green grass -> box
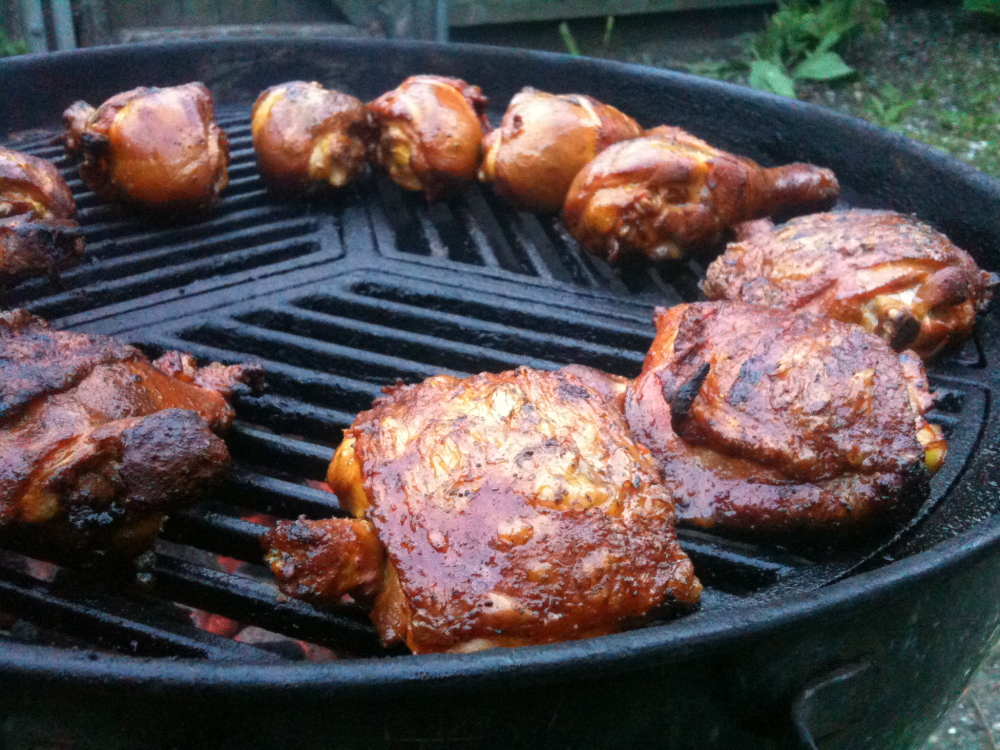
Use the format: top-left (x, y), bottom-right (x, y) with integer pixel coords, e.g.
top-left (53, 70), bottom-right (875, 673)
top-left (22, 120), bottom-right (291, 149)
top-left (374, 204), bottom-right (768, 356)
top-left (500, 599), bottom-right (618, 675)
top-left (839, 49), bottom-right (1000, 178)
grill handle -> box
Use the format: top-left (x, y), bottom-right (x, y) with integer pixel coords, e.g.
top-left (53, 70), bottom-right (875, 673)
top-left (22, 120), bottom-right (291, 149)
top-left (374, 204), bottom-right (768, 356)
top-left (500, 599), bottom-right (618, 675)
top-left (790, 660), bottom-right (875, 750)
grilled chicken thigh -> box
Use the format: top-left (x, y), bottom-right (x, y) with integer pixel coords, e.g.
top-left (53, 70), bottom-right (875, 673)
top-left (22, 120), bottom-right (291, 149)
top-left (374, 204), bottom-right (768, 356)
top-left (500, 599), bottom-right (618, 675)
top-left (0, 310), bottom-right (262, 558)
top-left (703, 211), bottom-right (999, 361)
top-left (0, 145), bottom-right (76, 222)
top-left (625, 302), bottom-right (944, 536)
top-left (265, 366), bottom-right (701, 654)
top-left (563, 126), bottom-right (839, 262)
top-left (63, 82), bottom-right (229, 214)
top-left (251, 81), bottom-right (370, 194)
top-left (478, 87), bottom-right (642, 213)
top-left (367, 75), bottom-right (490, 201)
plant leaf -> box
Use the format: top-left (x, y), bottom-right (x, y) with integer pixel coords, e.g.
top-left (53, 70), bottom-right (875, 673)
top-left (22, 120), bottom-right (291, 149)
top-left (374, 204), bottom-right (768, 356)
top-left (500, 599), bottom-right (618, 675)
top-left (748, 60), bottom-right (797, 98)
top-left (793, 51), bottom-right (855, 81)
top-left (815, 29), bottom-right (843, 54)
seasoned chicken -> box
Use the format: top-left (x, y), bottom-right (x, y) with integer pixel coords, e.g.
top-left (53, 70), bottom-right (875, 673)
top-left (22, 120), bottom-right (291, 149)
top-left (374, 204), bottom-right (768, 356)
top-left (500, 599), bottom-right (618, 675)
top-left (367, 75), bottom-right (490, 201)
top-left (265, 366), bottom-right (700, 654)
top-left (563, 126), bottom-right (839, 262)
top-left (625, 302), bottom-right (945, 536)
top-left (0, 310), bottom-right (263, 558)
top-left (251, 81), bottom-right (370, 194)
top-left (63, 82), bottom-right (229, 214)
top-left (0, 146), bottom-right (76, 221)
top-left (478, 87), bottom-right (642, 213)
top-left (0, 214), bottom-right (83, 285)
top-left (703, 211), bottom-right (999, 361)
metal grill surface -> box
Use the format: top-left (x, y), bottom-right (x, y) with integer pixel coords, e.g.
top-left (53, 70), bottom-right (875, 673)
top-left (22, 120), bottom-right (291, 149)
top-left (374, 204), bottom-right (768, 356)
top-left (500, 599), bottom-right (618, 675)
top-left (0, 108), bottom-right (992, 664)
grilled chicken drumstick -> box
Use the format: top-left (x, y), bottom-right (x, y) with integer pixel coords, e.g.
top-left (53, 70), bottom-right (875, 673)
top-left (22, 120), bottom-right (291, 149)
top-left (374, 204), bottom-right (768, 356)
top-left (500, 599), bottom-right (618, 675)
top-left (63, 82), bottom-right (229, 214)
top-left (251, 81), bottom-right (370, 194)
top-left (0, 310), bottom-right (262, 558)
top-left (703, 211), bottom-right (999, 361)
top-left (563, 126), bottom-right (839, 262)
top-left (0, 146), bottom-right (83, 284)
top-left (0, 215), bottom-right (83, 285)
top-left (478, 87), bottom-right (642, 213)
top-left (265, 366), bottom-right (700, 654)
top-left (0, 145), bottom-right (76, 222)
top-left (625, 302), bottom-right (945, 536)
top-left (367, 75), bottom-right (490, 201)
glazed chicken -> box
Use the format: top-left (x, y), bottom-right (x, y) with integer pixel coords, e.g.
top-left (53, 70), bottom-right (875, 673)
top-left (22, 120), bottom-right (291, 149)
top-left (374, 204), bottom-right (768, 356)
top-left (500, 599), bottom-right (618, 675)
top-left (625, 302), bottom-right (945, 536)
top-left (0, 145), bottom-right (76, 222)
top-left (563, 126), bottom-right (839, 262)
top-left (265, 366), bottom-right (700, 654)
top-left (251, 81), bottom-right (370, 194)
top-left (0, 214), bottom-right (83, 285)
top-left (478, 87), bottom-right (642, 213)
top-left (703, 211), bottom-right (999, 361)
top-left (63, 82), bottom-right (229, 214)
top-left (366, 75), bottom-right (490, 201)
top-left (0, 310), bottom-right (263, 558)
top-left (0, 146), bottom-right (83, 284)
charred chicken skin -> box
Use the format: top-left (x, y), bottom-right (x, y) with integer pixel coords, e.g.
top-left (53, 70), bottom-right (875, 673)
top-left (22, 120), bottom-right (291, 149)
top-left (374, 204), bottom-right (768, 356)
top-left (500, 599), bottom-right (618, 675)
top-left (563, 126), bottom-right (839, 262)
top-left (0, 145), bottom-right (76, 222)
top-left (0, 147), bottom-right (83, 284)
top-left (366, 75), bottom-right (490, 201)
top-left (478, 87), bottom-right (643, 213)
top-left (63, 82), bottom-right (229, 214)
top-left (251, 81), bottom-right (370, 194)
top-left (703, 211), bottom-right (999, 361)
top-left (265, 366), bottom-right (701, 654)
top-left (0, 310), bottom-right (263, 558)
top-left (625, 302), bottom-right (945, 536)
top-left (0, 215), bottom-right (83, 285)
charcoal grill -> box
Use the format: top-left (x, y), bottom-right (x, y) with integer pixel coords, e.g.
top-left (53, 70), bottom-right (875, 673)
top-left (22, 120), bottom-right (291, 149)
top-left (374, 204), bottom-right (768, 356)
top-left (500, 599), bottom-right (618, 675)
top-left (2, 39), bottom-right (1000, 750)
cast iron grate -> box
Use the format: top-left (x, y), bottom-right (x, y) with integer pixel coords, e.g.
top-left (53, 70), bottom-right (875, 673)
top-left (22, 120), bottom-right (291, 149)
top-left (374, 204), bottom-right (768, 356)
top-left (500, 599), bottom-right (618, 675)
top-left (0, 108), bottom-right (993, 663)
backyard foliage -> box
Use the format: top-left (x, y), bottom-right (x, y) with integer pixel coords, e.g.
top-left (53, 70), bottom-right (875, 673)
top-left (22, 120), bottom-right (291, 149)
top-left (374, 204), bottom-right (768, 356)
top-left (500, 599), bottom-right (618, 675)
top-left (964, 0), bottom-right (1000, 16)
top-left (748, 0), bottom-right (887, 98)
top-left (0, 30), bottom-right (27, 58)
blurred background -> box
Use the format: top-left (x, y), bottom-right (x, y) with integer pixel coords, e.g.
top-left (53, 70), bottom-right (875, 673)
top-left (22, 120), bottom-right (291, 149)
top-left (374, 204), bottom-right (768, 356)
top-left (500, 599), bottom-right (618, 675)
top-left (2, 0), bottom-right (999, 746)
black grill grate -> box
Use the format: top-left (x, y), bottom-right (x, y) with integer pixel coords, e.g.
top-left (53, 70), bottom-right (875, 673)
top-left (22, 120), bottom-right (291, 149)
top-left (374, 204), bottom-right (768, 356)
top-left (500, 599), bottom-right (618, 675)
top-left (0, 108), bottom-right (993, 664)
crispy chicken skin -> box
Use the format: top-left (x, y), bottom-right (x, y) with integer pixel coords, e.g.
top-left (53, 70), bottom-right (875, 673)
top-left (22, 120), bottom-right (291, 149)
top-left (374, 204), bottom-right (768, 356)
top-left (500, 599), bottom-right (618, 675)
top-left (366, 75), bottom-right (490, 201)
top-left (63, 82), bottom-right (229, 214)
top-left (0, 147), bottom-right (83, 284)
top-left (625, 303), bottom-right (945, 536)
top-left (478, 87), bottom-right (642, 213)
top-left (0, 146), bottom-right (76, 221)
top-left (0, 310), bottom-right (263, 558)
top-left (251, 81), bottom-right (370, 194)
top-left (563, 126), bottom-right (839, 262)
top-left (0, 215), bottom-right (83, 285)
top-left (265, 366), bottom-right (700, 654)
top-left (703, 211), bottom-right (999, 361)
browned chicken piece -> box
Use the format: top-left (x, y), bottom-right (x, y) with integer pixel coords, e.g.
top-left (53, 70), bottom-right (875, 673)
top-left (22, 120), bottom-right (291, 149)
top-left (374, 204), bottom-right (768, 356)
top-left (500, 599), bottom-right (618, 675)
top-left (0, 214), bottom-right (83, 285)
top-left (703, 211), bottom-right (999, 361)
top-left (0, 310), bottom-right (263, 558)
top-left (0, 145), bottom-right (76, 221)
top-left (63, 82), bottom-right (229, 214)
top-left (366, 75), bottom-right (490, 201)
top-left (625, 302), bottom-right (945, 537)
top-left (478, 87), bottom-right (643, 213)
top-left (563, 126), bottom-right (839, 262)
top-left (264, 365), bottom-right (700, 654)
top-left (251, 81), bottom-right (371, 194)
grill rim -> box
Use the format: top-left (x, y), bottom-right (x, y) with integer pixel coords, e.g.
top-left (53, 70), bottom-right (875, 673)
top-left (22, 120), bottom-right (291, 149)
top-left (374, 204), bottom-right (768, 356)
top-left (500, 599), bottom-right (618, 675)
top-left (2, 38), bottom-right (1000, 691)
top-left (3, 512), bottom-right (1000, 692)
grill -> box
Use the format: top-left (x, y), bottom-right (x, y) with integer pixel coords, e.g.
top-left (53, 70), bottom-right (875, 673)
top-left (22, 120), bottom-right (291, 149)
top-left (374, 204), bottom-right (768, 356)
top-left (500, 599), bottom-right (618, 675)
top-left (2, 39), bottom-right (1000, 750)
